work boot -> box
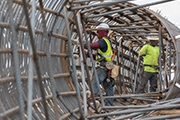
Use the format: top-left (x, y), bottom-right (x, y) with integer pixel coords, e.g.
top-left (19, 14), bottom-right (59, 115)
top-left (106, 78), bottom-right (111, 86)
top-left (90, 100), bottom-right (100, 108)
top-left (86, 90), bottom-right (91, 99)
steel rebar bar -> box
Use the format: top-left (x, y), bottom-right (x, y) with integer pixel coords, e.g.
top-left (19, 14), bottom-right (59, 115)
top-left (87, 0), bottom-right (175, 18)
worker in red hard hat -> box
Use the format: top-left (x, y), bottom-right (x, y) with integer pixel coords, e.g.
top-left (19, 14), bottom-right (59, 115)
top-left (84, 23), bottom-right (114, 106)
top-left (136, 36), bottom-right (160, 94)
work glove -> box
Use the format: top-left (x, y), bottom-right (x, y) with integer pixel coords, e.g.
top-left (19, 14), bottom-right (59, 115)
top-left (140, 51), bottom-right (146, 56)
top-left (84, 49), bottom-right (88, 54)
top-left (142, 54), bottom-right (146, 57)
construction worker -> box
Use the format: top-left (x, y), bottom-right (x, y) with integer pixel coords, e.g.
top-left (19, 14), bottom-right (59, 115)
top-left (136, 36), bottom-right (160, 94)
top-left (85, 23), bottom-right (114, 106)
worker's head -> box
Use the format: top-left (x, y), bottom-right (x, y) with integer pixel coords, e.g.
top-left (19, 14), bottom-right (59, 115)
top-left (96, 23), bottom-right (109, 39)
top-left (147, 36), bottom-right (159, 47)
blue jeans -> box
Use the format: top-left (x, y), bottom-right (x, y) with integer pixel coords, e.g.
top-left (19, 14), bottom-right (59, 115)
top-left (93, 67), bottom-right (114, 106)
top-left (136, 71), bottom-right (157, 94)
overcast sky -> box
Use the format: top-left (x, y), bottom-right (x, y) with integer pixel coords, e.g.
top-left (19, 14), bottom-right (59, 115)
top-left (131, 0), bottom-right (180, 29)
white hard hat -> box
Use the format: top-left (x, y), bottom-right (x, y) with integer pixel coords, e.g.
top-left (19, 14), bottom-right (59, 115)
top-left (175, 35), bottom-right (180, 39)
top-left (147, 36), bottom-right (159, 41)
top-left (96, 23), bottom-right (109, 30)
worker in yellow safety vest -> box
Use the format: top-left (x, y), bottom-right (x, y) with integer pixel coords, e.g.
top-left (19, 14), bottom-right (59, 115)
top-left (84, 23), bottom-right (114, 106)
top-left (136, 36), bottom-right (160, 94)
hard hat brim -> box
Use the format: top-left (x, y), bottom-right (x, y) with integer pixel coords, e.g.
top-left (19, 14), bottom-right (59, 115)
top-left (148, 38), bottom-right (159, 41)
top-left (96, 23), bottom-right (109, 30)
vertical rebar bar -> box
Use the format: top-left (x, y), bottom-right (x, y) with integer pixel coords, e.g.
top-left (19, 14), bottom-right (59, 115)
top-left (77, 13), bottom-right (101, 112)
top-left (63, 7), bottom-right (85, 119)
top-left (121, 40), bottom-right (126, 94)
top-left (164, 41), bottom-right (169, 89)
top-left (7, 1), bottom-right (25, 119)
top-left (27, 0), bottom-right (36, 119)
top-left (159, 24), bottom-right (162, 91)
top-left (115, 36), bottom-right (122, 94)
top-left (21, 0), bottom-right (49, 119)
top-left (133, 55), bottom-right (140, 93)
top-left (169, 43), bottom-right (172, 83)
top-left (81, 18), bottom-right (104, 109)
top-left (118, 38), bottom-right (123, 94)
top-left (79, 48), bottom-right (88, 116)
top-left (38, 0), bottom-right (59, 119)
top-left (129, 46), bottom-right (133, 92)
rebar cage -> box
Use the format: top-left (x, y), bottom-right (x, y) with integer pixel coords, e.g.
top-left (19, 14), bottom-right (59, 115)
top-left (0, 0), bottom-right (180, 119)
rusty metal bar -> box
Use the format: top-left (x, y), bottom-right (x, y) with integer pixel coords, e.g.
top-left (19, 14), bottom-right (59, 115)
top-left (21, 0), bottom-right (49, 119)
top-left (158, 24), bottom-right (163, 91)
top-left (87, 0), bottom-right (175, 18)
top-left (0, 73), bottom-right (70, 84)
top-left (76, 13), bottom-right (100, 112)
top-left (115, 35), bottom-right (123, 94)
top-left (169, 43), bottom-right (172, 82)
top-left (72, 0), bottom-right (103, 3)
top-left (70, 0), bottom-right (132, 11)
top-left (129, 47), bottom-right (133, 92)
top-left (0, 48), bottom-right (68, 57)
top-left (139, 114), bottom-right (180, 120)
top-left (0, 95), bottom-right (53, 119)
top-left (102, 93), bottom-right (161, 99)
top-left (114, 112), bottom-right (143, 120)
top-left (64, 7), bottom-right (85, 119)
top-left (87, 104), bottom-right (180, 119)
top-left (12, 0), bottom-right (74, 23)
top-left (56, 94), bottom-right (79, 120)
top-left (133, 55), bottom-right (140, 93)
top-left (38, 0), bottom-right (59, 119)
top-left (81, 23), bottom-right (101, 112)
top-left (79, 46), bottom-right (88, 116)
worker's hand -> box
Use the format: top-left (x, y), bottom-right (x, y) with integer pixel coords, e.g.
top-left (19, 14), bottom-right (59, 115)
top-left (142, 54), bottom-right (146, 57)
top-left (84, 49), bottom-right (88, 54)
top-left (91, 31), bottom-right (97, 36)
top-left (140, 51), bottom-right (146, 56)
top-left (84, 44), bottom-right (87, 49)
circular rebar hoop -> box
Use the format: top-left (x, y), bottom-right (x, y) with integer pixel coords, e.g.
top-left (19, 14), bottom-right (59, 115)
top-left (0, 0), bottom-right (180, 120)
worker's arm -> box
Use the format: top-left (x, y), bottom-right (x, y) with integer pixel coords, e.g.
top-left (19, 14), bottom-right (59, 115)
top-left (84, 42), bottom-right (99, 60)
top-left (139, 51), bottom-right (146, 56)
top-left (84, 42), bottom-right (100, 49)
top-left (84, 39), bottom-right (106, 60)
top-left (139, 45), bottom-right (147, 56)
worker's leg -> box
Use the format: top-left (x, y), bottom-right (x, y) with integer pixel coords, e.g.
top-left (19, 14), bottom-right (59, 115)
top-left (136, 72), bottom-right (151, 94)
top-left (150, 73), bottom-right (157, 92)
top-left (93, 68), bottom-right (108, 97)
top-left (103, 78), bottom-right (114, 106)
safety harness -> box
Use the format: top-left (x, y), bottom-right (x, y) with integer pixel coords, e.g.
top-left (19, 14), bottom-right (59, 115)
top-left (96, 37), bottom-right (116, 86)
top-left (143, 64), bottom-right (159, 70)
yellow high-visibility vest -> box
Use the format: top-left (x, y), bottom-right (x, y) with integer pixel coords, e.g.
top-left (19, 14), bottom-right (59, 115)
top-left (139, 44), bottom-right (159, 73)
top-left (96, 37), bottom-right (113, 68)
